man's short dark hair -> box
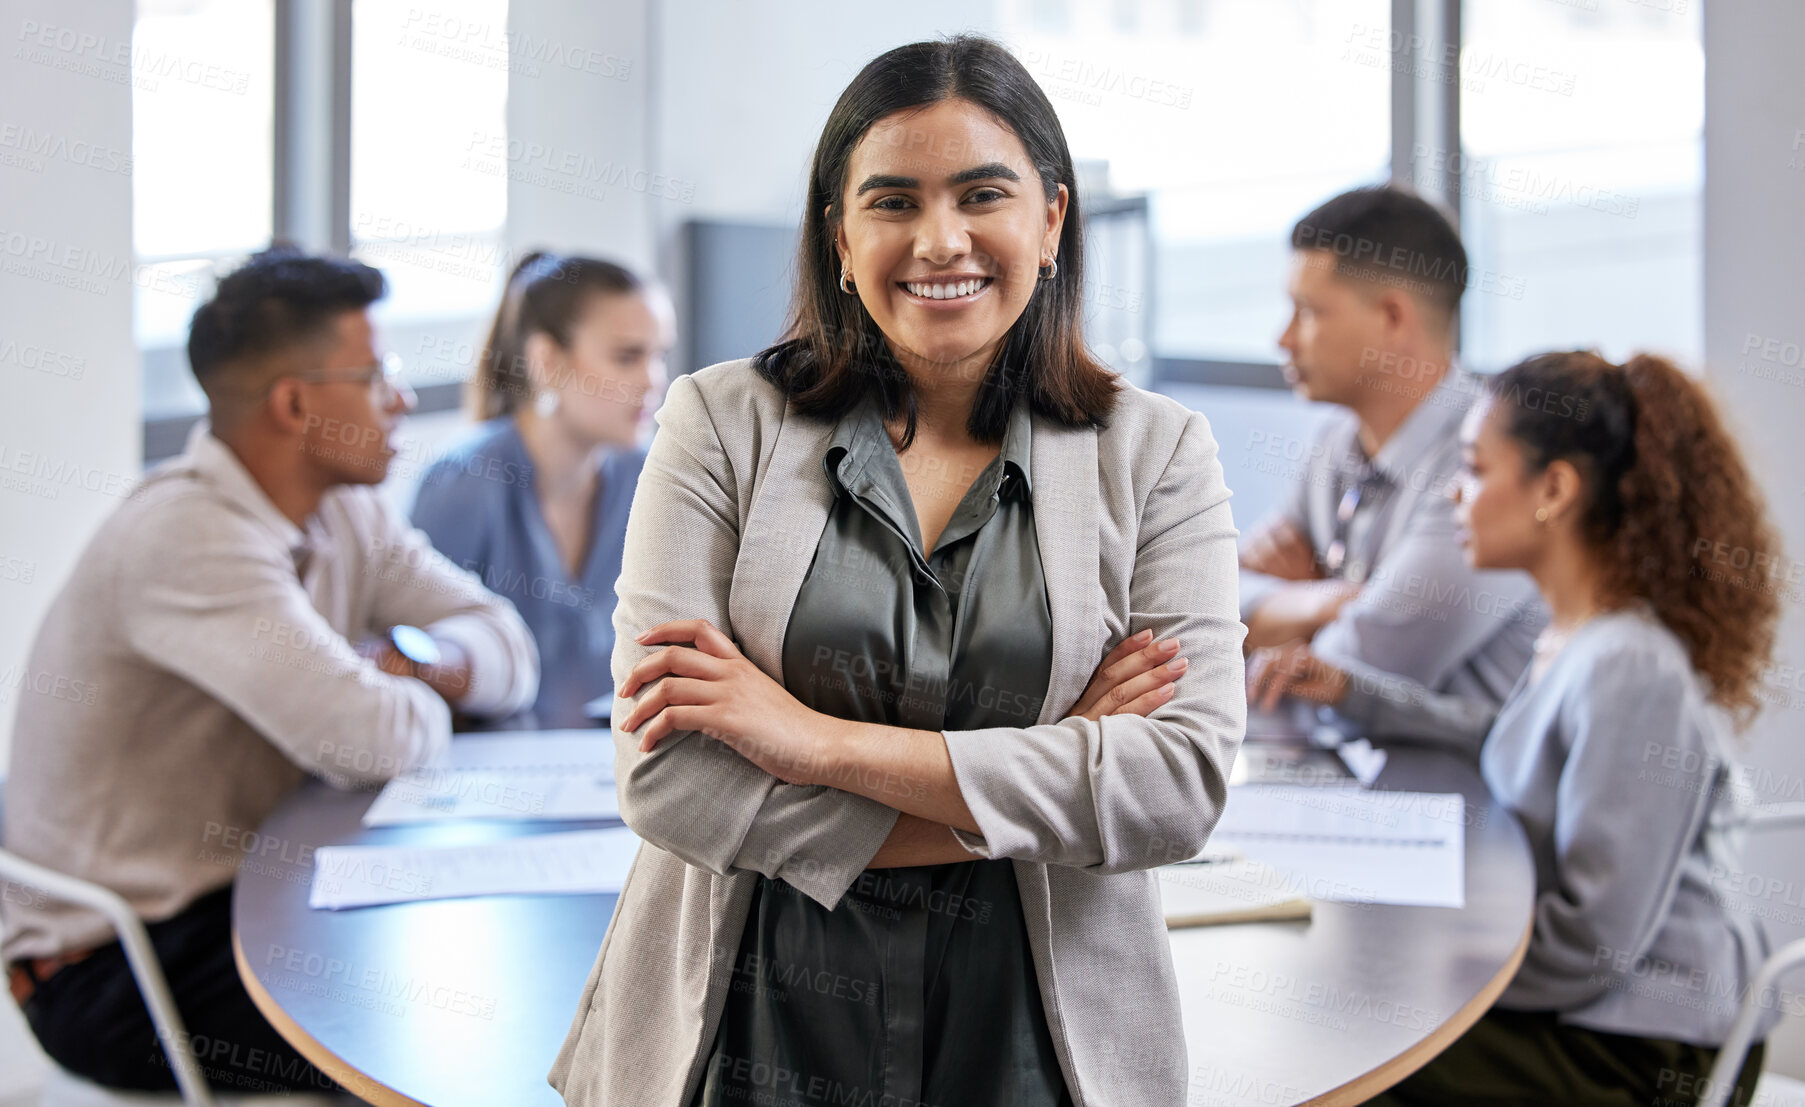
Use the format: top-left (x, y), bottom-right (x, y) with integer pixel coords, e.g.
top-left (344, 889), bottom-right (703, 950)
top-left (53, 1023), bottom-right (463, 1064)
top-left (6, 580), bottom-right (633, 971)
top-left (1290, 185), bottom-right (1468, 324)
top-left (187, 245), bottom-right (386, 394)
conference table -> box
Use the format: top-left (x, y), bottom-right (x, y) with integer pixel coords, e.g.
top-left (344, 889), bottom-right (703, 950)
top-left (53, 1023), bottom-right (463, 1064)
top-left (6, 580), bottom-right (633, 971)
top-left (233, 738), bottom-right (1534, 1107)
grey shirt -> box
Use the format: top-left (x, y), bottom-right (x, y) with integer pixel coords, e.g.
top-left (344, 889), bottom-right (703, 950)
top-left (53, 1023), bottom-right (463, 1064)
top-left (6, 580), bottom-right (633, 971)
top-left (1, 426), bottom-right (538, 962)
top-left (1482, 605), bottom-right (1776, 1046)
top-left (1240, 370), bottom-right (1546, 751)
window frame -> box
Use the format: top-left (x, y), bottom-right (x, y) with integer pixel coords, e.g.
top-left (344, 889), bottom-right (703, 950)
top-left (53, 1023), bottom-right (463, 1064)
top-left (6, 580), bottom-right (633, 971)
top-left (141, 0), bottom-right (465, 464)
top-left (143, 0), bottom-right (1463, 459)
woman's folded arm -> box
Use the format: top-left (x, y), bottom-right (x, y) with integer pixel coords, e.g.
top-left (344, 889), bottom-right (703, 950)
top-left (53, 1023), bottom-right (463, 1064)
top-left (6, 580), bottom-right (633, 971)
top-left (942, 411), bottom-right (1247, 872)
top-left (610, 372), bottom-right (900, 910)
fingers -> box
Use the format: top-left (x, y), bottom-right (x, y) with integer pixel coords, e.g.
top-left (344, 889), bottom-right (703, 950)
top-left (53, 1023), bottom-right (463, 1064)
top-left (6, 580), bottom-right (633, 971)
top-left (1103, 634), bottom-right (1181, 686)
top-left (1113, 681), bottom-right (1178, 718)
top-left (1101, 629), bottom-right (1153, 666)
top-left (621, 674), bottom-right (717, 743)
top-left (618, 641), bottom-right (728, 699)
top-left (1100, 662), bottom-right (1184, 718)
top-left (1247, 642), bottom-right (1309, 711)
top-left (634, 618), bottom-right (741, 657)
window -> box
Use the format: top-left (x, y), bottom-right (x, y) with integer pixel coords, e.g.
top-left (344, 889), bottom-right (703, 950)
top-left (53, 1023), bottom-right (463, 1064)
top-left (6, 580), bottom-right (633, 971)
top-left (1457, 0), bottom-right (1702, 370)
top-left (133, 0), bottom-right (510, 442)
top-left (132, 0), bottom-right (275, 418)
top-left (998, 0), bottom-right (1391, 370)
top-left (350, 0), bottom-right (510, 397)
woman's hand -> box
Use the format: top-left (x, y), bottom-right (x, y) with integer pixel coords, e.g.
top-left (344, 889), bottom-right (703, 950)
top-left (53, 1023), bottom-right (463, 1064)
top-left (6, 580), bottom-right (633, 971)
top-left (1246, 638), bottom-right (1349, 712)
top-left (1068, 629), bottom-right (1189, 723)
top-left (616, 618), bottom-right (833, 785)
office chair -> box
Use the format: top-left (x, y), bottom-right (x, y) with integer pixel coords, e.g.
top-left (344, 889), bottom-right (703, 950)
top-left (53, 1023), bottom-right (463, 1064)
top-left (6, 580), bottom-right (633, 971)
top-left (0, 783), bottom-right (345, 1107)
top-left (0, 846), bottom-right (216, 1107)
top-left (1697, 802), bottom-right (1805, 1107)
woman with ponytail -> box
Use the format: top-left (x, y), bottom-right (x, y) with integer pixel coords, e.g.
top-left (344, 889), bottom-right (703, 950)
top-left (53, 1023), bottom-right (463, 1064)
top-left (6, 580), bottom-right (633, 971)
top-left (1291, 350), bottom-right (1784, 1105)
top-left (412, 251), bottom-right (673, 726)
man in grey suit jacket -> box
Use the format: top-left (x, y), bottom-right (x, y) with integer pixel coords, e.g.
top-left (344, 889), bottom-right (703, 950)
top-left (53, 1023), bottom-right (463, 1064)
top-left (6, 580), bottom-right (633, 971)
top-left (1241, 186), bottom-right (1544, 751)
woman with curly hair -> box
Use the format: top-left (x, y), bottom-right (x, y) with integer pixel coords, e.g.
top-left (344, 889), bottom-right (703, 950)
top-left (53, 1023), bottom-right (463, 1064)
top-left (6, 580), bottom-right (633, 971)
top-left (1277, 351), bottom-right (1782, 1105)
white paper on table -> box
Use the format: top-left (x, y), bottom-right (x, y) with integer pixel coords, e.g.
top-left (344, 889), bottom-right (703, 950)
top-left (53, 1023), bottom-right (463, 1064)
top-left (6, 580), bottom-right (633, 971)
top-left (361, 730), bottom-right (618, 826)
top-left (1207, 785), bottom-right (1466, 908)
top-left (1336, 738), bottom-right (1389, 786)
top-left (309, 827), bottom-right (642, 910)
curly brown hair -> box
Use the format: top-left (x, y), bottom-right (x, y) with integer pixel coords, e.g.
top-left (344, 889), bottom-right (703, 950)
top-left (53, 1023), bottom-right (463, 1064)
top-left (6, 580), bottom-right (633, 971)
top-left (1487, 350), bottom-right (1782, 728)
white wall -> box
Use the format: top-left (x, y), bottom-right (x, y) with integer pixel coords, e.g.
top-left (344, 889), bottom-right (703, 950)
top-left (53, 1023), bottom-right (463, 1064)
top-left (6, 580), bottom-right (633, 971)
top-left (504, 0), bottom-right (656, 273)
top-left (0, 0), bottom-right (136, 1088)
top-left (1703, 0), bottom-right (1805, 1079)
top-left (0, 0), bottom-right (138, 779)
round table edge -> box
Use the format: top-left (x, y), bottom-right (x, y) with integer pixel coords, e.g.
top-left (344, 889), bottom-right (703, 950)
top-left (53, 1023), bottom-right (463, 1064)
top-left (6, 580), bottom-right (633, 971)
top-left (1300, 913), bottom-right (1534, 1106)
top-left (231, 927), bottom-right (431, 1107)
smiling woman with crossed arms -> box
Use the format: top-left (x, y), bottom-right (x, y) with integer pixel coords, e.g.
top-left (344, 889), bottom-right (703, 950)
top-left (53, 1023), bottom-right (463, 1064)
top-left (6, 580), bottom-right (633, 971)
top-left (549, 35), bottom-right (1247, 1107)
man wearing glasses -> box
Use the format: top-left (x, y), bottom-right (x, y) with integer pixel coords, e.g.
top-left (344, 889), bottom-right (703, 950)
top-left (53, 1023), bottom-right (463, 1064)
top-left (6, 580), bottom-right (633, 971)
top-left (1, 246), bottom-right (539, 1093)
top-left (1238, 186), bottom-right (1545, 753)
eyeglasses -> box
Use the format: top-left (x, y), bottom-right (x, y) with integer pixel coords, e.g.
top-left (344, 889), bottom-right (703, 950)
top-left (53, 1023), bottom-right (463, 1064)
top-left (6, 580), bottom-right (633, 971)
top-left (293, 352), bottom-right (411, 400)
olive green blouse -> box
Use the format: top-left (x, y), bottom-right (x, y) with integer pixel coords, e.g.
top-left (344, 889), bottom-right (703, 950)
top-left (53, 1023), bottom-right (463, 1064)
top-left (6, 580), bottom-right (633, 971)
top-left (690, 388), bottom-right (1070, 1107)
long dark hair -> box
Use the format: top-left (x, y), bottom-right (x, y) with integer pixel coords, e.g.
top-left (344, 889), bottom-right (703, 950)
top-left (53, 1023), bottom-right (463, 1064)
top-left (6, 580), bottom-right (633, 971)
top-left (753, 34), bottom-right (1120, 449)
top-left (468, 251), bottom-right (643, 420)
top-left (1487, 351), bottom-right (1781, 727)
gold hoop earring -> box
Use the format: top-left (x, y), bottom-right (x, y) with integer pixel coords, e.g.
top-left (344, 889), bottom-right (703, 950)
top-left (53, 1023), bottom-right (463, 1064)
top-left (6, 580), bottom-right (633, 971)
top-left (839, 267), bottom-right (856, 295)
top-left (1038, 257), bottom-right (1057, 281)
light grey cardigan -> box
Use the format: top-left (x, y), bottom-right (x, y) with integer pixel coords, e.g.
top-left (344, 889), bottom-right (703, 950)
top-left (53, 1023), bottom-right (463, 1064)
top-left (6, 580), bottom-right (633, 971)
top-left (549, 359), bottom-right (1248, 1106)
top-left (1483, 606), bottom-right (1777, 1046)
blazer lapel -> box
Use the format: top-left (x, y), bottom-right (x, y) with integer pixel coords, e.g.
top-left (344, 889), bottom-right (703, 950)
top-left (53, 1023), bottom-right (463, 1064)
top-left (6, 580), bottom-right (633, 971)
top-left (1029, 413), bottom-right (1102, 725)
top-left (729, 398), bottom-right (1104, 731)
top-left (730, 403), bottom-right (838, 678)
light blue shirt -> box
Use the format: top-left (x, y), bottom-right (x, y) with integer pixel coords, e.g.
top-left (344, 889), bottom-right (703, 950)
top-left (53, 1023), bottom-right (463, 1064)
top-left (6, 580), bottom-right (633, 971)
top-left (412, 418), bottom-right (646, 727)
top-left (1483, 604), bottom-right (1776, 1046)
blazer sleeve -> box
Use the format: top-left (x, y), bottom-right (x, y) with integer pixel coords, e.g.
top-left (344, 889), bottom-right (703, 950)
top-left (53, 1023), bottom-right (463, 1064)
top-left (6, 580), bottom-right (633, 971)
top-left (610, 372), bottom-right (900, 910)
top-left (942, 409), bottom-right (1249, 871)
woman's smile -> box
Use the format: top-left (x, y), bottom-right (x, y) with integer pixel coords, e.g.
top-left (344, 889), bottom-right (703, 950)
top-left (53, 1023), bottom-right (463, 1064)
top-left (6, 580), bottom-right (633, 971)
top-left (897, 274), bottom-right (995, 307)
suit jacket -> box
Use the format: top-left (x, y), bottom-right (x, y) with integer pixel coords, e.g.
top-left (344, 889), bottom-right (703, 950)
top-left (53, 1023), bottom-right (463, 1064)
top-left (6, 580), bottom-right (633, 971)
top-left (549, 358), bottom-right (1248, 1106)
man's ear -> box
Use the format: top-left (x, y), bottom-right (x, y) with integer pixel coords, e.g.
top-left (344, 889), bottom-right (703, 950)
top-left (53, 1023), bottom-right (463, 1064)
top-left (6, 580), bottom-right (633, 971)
top-left (1377, 287), bottom-right (1414, 338)
top-left (263, 377), bottom-right (314, 437)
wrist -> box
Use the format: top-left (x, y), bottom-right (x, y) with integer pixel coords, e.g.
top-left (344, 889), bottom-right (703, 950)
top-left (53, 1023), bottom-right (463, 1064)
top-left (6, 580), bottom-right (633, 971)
top-left (799, 712), bottom-right (861, 788)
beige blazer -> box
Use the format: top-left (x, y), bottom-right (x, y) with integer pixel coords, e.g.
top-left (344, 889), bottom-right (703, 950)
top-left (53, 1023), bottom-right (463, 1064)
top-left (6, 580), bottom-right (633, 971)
top-left (550, 358), bottom-right (1247, 1106)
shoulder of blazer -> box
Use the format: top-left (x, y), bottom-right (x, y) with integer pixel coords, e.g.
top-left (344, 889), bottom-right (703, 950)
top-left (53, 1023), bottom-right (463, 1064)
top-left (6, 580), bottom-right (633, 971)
top-left (1094, 379), bottom-right (1217, 484)
top-left (681, 357), bottom-right (789, 422)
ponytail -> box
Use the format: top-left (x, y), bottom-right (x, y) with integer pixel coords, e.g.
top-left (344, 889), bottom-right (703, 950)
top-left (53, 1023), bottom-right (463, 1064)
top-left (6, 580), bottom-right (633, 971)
top-left (466, 251), bottom-right (645, 421)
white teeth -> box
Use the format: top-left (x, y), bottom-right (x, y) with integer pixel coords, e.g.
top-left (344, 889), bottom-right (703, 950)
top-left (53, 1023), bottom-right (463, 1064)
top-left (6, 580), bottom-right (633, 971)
top-left (907, 279), bottom-right (985, 299)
